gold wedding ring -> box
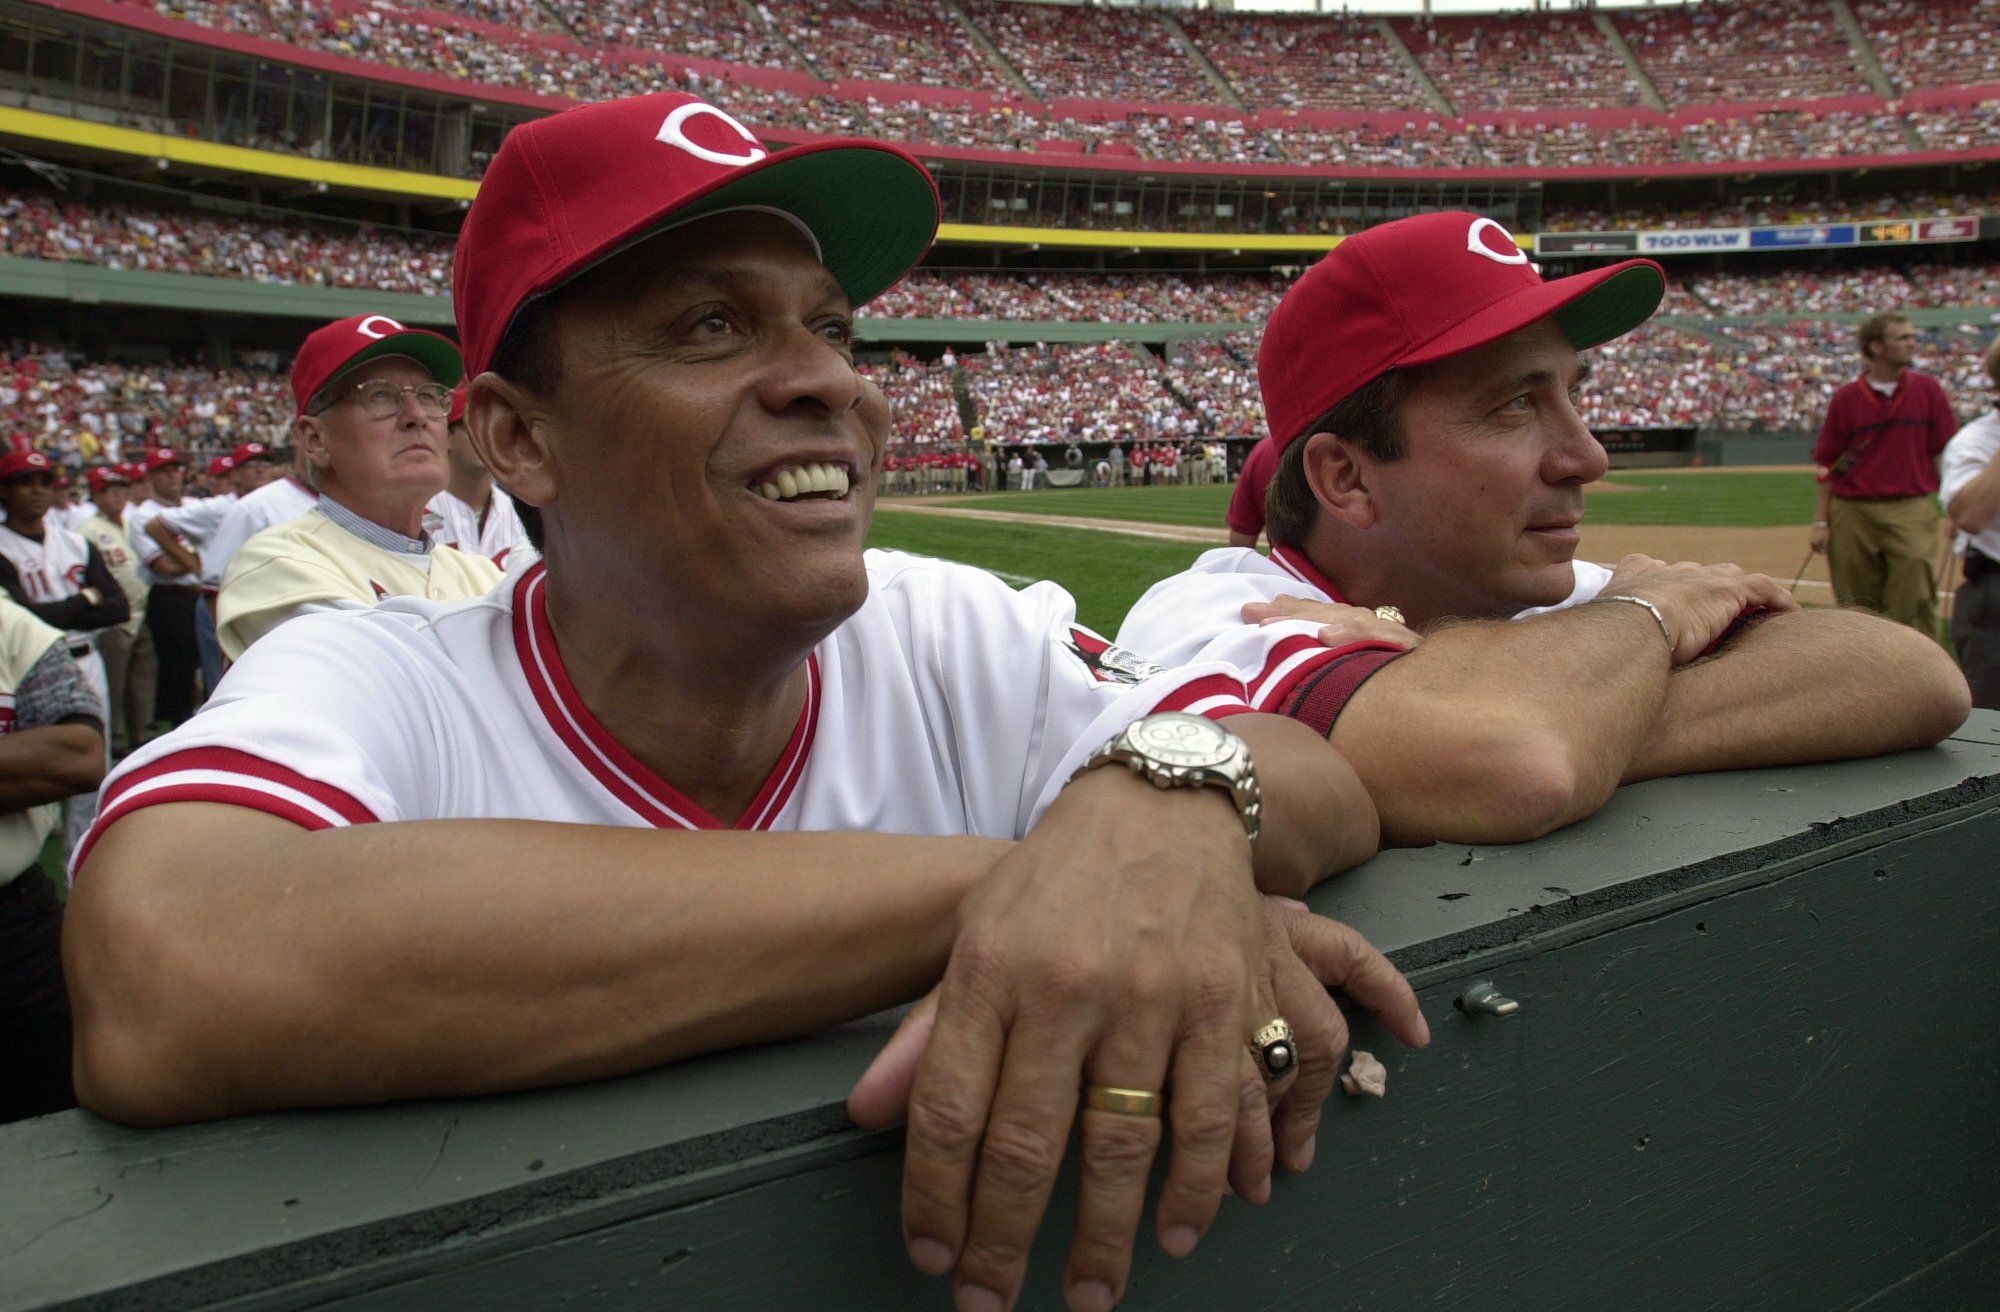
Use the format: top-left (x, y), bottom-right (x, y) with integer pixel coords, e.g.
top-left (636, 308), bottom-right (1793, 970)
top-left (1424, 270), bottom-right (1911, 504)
top-left (1084, 1085), bottom-right (1164, 1117)
top-left (1374, 605), bottom-right (1405, 625)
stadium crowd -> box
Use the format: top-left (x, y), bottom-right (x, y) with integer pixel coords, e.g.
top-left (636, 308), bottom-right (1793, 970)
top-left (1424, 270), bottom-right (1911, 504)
top-left (137, 0), bottom-right (2000, 171)
top-left (1859, 0), bottom-right (2000, 98)
top-left (870, 272), bottom-right (1284, 324)
top-left (0, 349), bottom-right (290, 472)
top-left (0, 189), bottom-right (454, 295)
top-left (1616, 0), bottom-right (1868, 105)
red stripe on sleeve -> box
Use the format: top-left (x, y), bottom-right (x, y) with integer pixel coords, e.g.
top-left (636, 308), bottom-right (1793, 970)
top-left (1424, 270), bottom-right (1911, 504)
top-left (71, 780), bottom-right (357, 880)
top-left (100, 747), bottom-right (377, 826)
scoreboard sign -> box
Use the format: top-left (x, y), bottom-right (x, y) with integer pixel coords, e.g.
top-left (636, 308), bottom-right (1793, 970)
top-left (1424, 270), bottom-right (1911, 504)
top-left (1540, 216), bottom-right (1980, 257)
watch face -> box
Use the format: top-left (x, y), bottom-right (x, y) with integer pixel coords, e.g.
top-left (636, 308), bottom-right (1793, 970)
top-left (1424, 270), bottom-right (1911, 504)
top-left (1131, 713), bottom-right (1235, 769)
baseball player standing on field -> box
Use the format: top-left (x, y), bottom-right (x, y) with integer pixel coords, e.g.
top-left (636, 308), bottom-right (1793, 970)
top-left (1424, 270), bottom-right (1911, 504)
top-left (215, 315), bottom-right (502, 660)
top-left (1810, 311), bottom-right (1960, 638)
top-left (75, 466), bottom-right (150, 755)
top-left (1119, 213), bottom-right (1970, 850)
top-left (124, 448), bottom-right (203, 730)
top-left (0, 449), bottom-right (126, 849)
top-left (426, 384), bottom-right (530, 567)
top-left (66, 93), bottom-right (1427, 1312)
top-left (1939, 335), bottom-right (2000, 709)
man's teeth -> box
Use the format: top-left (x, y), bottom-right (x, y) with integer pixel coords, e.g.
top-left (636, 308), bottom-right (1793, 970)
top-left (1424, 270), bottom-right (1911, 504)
top-left (756, 462), bottom-right (851, 502)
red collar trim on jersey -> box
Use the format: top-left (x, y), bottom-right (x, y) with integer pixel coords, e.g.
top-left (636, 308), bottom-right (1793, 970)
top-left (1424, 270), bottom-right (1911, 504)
top-left (510, 563), bottom-right (818, 830)
top-left (1269, 545), bottom-right (1352, 604)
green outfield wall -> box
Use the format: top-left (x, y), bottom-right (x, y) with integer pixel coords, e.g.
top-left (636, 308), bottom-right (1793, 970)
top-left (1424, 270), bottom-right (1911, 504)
top-left (4, 714), bottom-right (1997, 1310)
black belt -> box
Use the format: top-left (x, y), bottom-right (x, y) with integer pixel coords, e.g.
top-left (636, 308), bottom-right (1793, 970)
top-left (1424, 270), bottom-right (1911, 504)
top-left (1967, 550), bottom-right (1997, 584)
top-left (66, 641), bottom-right (92, 659)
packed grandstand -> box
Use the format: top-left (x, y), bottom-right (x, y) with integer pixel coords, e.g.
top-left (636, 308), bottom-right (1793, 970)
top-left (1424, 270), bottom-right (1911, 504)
top-left (0, 0), bottom-right (1992, 481)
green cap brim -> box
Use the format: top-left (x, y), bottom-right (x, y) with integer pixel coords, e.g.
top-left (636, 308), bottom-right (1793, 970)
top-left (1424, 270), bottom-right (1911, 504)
top-left (663, 144), bottom-right (939, 309)
top-left (339, 333), bottom-right (466, 390)
top-left (1554, 263), bottom-right (1668, 353)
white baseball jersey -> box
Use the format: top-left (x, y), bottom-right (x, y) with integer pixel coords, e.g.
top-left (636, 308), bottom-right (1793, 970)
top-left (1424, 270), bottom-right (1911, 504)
top-left (75, 552), bottom-right (1265, 876)
top-left (49, 502), bottom-right (95, 534)
top-left (427, 486), bottom-right (530, 567)
top-left (1118, 546), bottom-right (1613, 713)
top-left (78, 511), bottom-right (146, 637)
top-left (1941, 407), bottom-right (2000, 564)
top-left (203, 476), bottom-right (319, 586)
top-left (0, 522), bottom-right (93, 613)
top-left (127, 497), bottom-right (213, 589)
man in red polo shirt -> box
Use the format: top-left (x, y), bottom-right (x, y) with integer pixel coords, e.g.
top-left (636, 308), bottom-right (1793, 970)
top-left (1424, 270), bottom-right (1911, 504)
top-left (1810, 312), bottom-right (1961, 637)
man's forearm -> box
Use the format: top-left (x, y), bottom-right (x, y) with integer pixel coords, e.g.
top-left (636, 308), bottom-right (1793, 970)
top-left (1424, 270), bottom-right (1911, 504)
top-left (67, 807), bottom-right (1007, 1125)
top-left (1229, 713), bottom-right (1378, 896)
top-left (1947, 453), bottom-right (2000, 536)
top-left (0, 723), bottom-right (105, 808)
top-left (1624, 608), bottom-right (1971, 782)
top-left (1331, 603), bottom-right (1671, 846)
top-left (144, 521), bottom-right (201, 576)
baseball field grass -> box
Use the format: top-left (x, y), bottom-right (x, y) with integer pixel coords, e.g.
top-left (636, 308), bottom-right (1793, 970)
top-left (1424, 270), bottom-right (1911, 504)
top-left (930, 469), bottom-right (1819, 530)
top-left (869, 468), bottom-right (1822, 633)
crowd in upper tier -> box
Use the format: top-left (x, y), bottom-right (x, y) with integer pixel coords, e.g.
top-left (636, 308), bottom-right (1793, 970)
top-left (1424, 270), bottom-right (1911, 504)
top-left (5, 183), bottom-right (1996, 326)
top-left (147, 0), bottom-right (2000, 109)
top-left (137, 0), bottom-right (1999, 175)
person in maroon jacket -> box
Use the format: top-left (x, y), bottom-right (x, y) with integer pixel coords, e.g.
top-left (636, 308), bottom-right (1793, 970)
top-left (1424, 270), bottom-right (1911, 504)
top-left (1226, 436), bottom-right (1280, 548)
top-left (1810, 312), bottom-right (1960, 637)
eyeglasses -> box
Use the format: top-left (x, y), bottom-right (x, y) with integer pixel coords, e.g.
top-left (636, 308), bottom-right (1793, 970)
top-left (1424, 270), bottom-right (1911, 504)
top-left (317, 380), bottom-right (453, 420)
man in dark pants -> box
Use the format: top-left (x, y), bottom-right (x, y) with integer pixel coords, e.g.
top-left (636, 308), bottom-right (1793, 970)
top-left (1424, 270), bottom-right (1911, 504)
top-left (1810, 312), bottom-right (1960, 637)
top-left (125, 448), bottom-right (203, 728)
top-left (0, 594), bottom-right (107, 1121)
top-left (1942, 336), bottom-right (2000, 708)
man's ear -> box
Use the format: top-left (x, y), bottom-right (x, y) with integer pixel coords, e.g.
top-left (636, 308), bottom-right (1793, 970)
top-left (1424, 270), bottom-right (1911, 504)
top-left (292, 415), bottom-right (331, 474)
top-left (464, 373), bottom-right (557, 511)
top-left (1301, 430), bottom-right (1377, 531)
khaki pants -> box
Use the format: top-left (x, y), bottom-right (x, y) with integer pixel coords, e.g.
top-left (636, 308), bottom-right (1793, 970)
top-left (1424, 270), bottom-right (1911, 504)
top-left (99, 623), bottom-right (156, 753)
top-left (1828, 495), bottom-right (1940, 638)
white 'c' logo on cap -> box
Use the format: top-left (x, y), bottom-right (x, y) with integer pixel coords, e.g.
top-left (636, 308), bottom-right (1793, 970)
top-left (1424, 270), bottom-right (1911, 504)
top-left (1466, 217), bottom-right (1529, 266)
top-left (356, 315), bottom-right (406, 339)
top-left (656, 102), bottom-right (768, 168)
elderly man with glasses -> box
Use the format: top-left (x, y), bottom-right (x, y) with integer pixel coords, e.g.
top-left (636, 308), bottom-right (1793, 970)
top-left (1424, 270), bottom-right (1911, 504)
top-left (216, 316), bottom-right (501, 660)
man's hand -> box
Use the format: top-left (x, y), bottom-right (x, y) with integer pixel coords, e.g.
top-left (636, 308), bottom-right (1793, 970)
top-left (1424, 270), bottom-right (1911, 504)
top-left (1240, 594), bottom-right (1421, 650)
top-left (1254, 895), bottom-right (1427, 1178)
top-left (1808, 524), bottom-right (1831, 554)
top-left (848, 871), bottom-right (1427, 1312)
top-left (1599, 554), bottom-right (1798, 665)
top-left (859, 766), bottom-right (1265, 1312)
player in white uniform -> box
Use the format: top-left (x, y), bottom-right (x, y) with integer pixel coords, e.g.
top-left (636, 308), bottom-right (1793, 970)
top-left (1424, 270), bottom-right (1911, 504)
top-left (1939, 335), bottom-right (2000, 709)
top-left (202, 466), bottom-right (318, 589)
top-left (0, 449), bottom-right (125, 854)
top-left (124, 448), bottom-right (207, 727)
top-left (76, 465), bottom-right (151, 755)
top-left (426, 385), bottom-right (530, 567)
top-left (66, 94), bottom-right (1428, 1312)
top-left (1122, 211), bottom-right (1969, 851)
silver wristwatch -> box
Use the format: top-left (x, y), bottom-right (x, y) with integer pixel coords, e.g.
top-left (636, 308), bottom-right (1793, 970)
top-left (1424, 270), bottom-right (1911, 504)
top-left (1072, 712), bottom-right (1262, 847)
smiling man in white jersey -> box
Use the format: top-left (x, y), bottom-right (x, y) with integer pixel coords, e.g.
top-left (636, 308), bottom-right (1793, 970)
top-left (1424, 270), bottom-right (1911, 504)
top-left (1119, 212), bottom-right (1970, 849)
top-left (66, 93), bottom-right (1426, 1312)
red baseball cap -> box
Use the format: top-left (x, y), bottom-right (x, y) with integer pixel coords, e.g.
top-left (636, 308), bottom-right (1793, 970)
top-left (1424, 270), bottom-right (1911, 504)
top-left (229, 441), bottom-right (273, 465)
top-left (118, 460), bottom-right (147, 483)
top-left (144, 447), bottom-right (183, 473)
top-left (1258, 212), bottom-right (1666, 452)
top-left (453, 91), bottom-right (939, 378)
top-left (290, 314), bottom-right (464, 417)
top-left (447, 384), bottom-right (468, 425)
top-left (86, 465), bottom-right (128, 493)
top-left (0, 449), bottom-right (54, 481)
top-left (207, 455), bottom-right (236, 479)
